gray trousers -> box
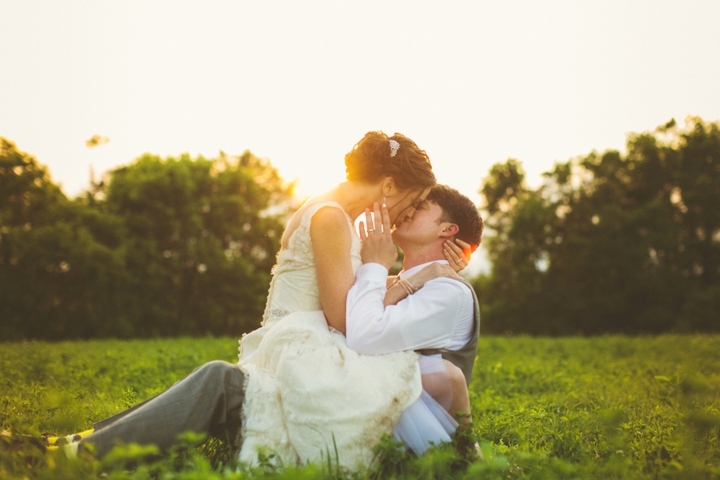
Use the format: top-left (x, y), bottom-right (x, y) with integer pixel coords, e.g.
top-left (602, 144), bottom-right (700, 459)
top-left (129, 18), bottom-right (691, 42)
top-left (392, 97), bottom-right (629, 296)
top-left (82, 360), bottom-right (246, 458)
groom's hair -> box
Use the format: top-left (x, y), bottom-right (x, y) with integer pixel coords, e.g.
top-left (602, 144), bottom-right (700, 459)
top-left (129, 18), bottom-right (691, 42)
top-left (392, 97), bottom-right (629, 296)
top-left (426, 185), bottom-right (483, 251)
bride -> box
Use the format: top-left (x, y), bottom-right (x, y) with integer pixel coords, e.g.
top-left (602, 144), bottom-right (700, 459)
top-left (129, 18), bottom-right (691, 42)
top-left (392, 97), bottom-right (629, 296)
top-left (236, 131), bottom-right (466, 468)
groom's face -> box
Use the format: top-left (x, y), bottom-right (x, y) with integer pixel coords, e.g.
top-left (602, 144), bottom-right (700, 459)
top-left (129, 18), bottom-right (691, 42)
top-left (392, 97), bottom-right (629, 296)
top-left (387, 186), bottom-right (432, 228)
top-left (392, 200), bottom-right (445, 248)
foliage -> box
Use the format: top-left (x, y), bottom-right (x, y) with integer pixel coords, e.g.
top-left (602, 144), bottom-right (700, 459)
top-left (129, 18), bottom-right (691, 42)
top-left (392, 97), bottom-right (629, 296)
top-left (476, 117), bottom-right (720, 334)
top-left (1, 335), bottom-right (719, 478)
top-left (0, 139), bottom-right (294, 340)
top-left (100, 151), bottom-right (294, 337)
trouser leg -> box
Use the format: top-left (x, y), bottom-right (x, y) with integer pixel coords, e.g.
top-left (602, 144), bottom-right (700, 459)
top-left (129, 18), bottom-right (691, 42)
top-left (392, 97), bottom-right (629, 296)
top-left (82, 360), bottom-right (246, 458)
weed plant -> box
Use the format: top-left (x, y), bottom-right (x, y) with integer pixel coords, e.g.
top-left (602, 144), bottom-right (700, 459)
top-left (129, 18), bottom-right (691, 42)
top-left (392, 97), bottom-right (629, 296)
top-left (1, 335), bottom-right (718, 479)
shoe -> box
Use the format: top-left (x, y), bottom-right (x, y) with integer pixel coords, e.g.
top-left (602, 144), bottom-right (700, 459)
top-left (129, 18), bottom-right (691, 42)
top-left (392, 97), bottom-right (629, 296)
top-left (43, 429), bottom-right (94, 453)
top-left (63, 441), bottom-right (80, 459)
top-left (474, 442), bottom-right (485, 461)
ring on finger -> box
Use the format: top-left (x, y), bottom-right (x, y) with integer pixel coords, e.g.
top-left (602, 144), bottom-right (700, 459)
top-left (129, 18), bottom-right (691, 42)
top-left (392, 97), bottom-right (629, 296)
top-left (368, 228), bottom-right (375, 233)
top-left (455, 258), bottom-right (463, 264)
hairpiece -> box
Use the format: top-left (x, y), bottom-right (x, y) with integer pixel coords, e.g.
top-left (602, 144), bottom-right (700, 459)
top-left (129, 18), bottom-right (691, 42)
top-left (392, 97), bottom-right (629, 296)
top-left (389, 139), bottom-right (400, 157)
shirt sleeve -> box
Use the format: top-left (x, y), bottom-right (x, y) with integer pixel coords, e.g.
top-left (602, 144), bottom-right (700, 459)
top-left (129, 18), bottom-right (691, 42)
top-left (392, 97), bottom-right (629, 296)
top-left (346, 264), bottom-right (471, 355)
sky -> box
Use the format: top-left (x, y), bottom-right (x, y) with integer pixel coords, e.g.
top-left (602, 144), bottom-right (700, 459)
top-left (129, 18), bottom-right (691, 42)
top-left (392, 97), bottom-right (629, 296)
top-left (2, 1), bottom-right (720, 274)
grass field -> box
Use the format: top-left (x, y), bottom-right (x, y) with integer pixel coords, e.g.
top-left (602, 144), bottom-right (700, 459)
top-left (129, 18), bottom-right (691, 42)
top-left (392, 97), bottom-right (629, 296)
top-left (1, 335), bottom-right (719, 479)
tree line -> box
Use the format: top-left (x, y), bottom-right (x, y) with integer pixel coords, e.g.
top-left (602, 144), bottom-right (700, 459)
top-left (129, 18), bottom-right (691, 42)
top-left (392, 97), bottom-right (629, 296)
top-left (475, 117), bottom-right (720, 335)
top-left (0, 139), bottom-right (294, 340)
top-left (1, 117), bottom-right (718, 340)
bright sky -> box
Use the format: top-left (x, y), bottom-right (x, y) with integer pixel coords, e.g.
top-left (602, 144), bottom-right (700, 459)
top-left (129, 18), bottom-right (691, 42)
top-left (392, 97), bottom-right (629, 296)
top-left (3, 1), bottom-right (720, 273)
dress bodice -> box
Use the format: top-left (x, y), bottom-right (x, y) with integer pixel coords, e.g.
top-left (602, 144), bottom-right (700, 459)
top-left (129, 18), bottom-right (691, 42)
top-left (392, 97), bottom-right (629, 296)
top-left (261, 201), bottom-right (362, 327)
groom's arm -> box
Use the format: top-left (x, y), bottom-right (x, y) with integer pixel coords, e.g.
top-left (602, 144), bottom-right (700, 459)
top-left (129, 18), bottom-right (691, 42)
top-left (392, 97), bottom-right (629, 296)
top-left (346, 263), bottom-right (472, 355)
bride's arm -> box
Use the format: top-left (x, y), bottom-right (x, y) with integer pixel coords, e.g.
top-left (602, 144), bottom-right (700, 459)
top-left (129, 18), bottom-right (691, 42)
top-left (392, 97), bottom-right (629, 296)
top-left (383, 240), bottom-right (471, 307)
top-left (310, 207), bottom-right (355, 334)
top-left (383, 263), bottom-right (461, 306)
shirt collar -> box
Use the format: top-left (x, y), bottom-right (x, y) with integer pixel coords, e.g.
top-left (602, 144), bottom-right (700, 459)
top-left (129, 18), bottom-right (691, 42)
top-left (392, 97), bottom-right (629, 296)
top-left (400, 259), bottom-right (450, 278)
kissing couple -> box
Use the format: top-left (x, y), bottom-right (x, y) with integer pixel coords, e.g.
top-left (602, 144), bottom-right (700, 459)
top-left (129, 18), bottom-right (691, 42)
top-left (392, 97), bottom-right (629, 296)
top-left (48, 131), bottom-right (484, 470)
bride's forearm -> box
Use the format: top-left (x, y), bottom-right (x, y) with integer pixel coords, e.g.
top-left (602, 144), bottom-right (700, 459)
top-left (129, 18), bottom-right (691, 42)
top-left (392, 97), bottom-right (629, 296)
top-left (383, 264), bottom-right (459, 308)
top-left (383, 276), bottom-right (420, 306)
top-left (383, 281), bottom-right (408, 307)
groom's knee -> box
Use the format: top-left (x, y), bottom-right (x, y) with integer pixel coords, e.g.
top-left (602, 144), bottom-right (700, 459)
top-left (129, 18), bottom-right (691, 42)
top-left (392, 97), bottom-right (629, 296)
top-left (195, 361), bottom-right (245, 391)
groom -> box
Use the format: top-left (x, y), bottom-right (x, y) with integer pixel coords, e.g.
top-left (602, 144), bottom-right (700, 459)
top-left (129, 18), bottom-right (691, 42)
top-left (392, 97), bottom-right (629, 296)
top-left (64, 185), bottom-right (483, 459)
top-left (347, 184), bottom-right (483, 453)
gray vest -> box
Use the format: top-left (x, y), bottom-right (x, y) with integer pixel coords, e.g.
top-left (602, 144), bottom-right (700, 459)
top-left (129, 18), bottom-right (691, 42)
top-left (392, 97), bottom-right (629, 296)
top-left (416, 277), bottom-right (479, 386)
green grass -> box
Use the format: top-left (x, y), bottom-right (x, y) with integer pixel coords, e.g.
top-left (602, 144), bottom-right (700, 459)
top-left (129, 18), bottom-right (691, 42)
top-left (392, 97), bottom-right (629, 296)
top-left (1, 336), bottom-right (719, 479)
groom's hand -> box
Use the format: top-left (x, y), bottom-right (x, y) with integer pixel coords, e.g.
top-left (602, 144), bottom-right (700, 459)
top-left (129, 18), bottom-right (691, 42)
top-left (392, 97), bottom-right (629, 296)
top-left (359, 202), bottom-right (397, 270)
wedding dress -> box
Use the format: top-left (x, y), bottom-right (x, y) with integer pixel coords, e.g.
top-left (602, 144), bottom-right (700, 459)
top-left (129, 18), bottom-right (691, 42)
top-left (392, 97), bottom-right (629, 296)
top-left (237, 201), bottom-right (422, 469)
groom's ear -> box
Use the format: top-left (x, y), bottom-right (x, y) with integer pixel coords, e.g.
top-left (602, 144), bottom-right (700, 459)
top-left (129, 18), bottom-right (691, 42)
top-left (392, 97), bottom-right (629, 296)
top-left (439, 223), bottom-right (459, 238)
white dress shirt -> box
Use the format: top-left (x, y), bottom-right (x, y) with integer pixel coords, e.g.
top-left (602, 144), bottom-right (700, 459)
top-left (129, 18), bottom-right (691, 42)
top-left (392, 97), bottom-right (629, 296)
top-left (345, 259), bottom-right (476, 455)
top-left (346, 260), bottom-right (474, 354)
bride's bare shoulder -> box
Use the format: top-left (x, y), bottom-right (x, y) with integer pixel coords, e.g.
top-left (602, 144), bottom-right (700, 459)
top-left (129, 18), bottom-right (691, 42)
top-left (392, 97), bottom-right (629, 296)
top-left (280, 194), bottom-right (343, 249)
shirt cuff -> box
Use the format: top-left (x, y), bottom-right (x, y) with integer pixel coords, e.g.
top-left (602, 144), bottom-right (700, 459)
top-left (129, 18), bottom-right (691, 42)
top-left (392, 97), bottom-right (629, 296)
top-left (357, 263), bottom-right (389, 282)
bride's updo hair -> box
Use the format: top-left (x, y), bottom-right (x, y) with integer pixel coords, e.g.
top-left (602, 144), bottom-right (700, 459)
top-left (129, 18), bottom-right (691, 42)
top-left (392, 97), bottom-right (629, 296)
top-left (344, 131), bottom-right (436, 191)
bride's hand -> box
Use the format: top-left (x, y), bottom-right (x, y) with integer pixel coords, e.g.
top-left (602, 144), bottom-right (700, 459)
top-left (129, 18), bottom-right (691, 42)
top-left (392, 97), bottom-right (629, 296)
top-left (443, 239), bottom-right (472, 273)
top-left (407, 262), bottom-right (462, 291)
top-left (359, 202), bottom-right (397, 270)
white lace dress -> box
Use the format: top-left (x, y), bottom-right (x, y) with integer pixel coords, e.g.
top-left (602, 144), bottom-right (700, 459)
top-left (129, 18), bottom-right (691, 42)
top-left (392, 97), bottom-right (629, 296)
top-left (237, 201), bottom-right (422, 469)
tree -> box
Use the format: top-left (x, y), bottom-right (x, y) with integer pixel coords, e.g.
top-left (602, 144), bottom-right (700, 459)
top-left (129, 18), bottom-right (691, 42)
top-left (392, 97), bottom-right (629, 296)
top-left (475, 118), bottom-right (720, 335)
top-left (101, 151), bottom-right (295, 337)
top-left (0, 140), bottom-right (295, 340)
top-left (0, 139), bottom-right (127, 339)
